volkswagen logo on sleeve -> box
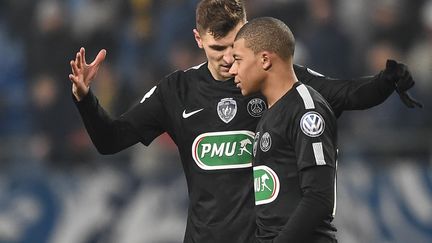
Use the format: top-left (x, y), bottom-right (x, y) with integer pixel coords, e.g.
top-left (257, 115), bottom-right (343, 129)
top-left (300, 111), bottom-right (325, 137)
top-left (247, 98), bottom-right (267, 117)
top-left (217, 98), bottom-right (237, 123)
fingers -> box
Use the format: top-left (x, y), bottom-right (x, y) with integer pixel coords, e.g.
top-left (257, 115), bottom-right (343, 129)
top-left (90, 49), bottom-right (107, 67)
top-left (398, 92), bottom-right (423, 108)
top-left (70, 60), bottom-right (79, 76)
top-left (386, 59), bottom-right (397, 71)
top-left (81, 47), bottom-right (87, 65)
top-left (75, 51), bottom-right (82, 69)
top-left (68, 74), bottom-right (77, 83)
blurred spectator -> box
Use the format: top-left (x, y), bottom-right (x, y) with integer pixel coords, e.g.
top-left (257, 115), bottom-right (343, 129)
top-left (69, 0), bottom-right (128, 61)
top-left (0, 19), bottom-right (28, 137)
top-left (407, 0), bottom-right (432, 115)
top-left (26, 0), bottom-right (73, 81)
top-left (300, 0), bottom-right (355, 78)
top-left (29, 73), bottom-right (95, 167)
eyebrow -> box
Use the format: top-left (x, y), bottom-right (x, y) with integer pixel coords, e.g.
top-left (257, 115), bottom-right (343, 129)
top-left (209, 44), bottom-right (227, 50)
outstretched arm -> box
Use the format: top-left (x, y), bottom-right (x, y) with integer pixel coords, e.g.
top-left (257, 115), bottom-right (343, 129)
top-left (296, 60), bottom-right (422, 117)
top-left (69, 47), bottom-right (141, 154)
top-left (73, 90), bottom-right (141, 154)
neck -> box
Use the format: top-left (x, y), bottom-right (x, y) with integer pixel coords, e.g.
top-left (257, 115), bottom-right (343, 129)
top-left (262, 62), bottom-right (297, 108)
top-left (207, 63), bottom-right (231, 81)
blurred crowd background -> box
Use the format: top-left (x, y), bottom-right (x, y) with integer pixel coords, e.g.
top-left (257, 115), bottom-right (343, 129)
top-left (0, 0), bottom-right (431, 242)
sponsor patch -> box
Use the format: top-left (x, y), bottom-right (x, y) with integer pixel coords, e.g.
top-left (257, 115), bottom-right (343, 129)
top-left (300, 111), bottom-right (325, 137)
top-left (191, 130), bottom-right (254, 170)
top-left (217, 98), bottom-right (237, 123)
top-left (254, 165), bottom-right (280, 205)
top-left (247, 98), bottom-right (267, 117)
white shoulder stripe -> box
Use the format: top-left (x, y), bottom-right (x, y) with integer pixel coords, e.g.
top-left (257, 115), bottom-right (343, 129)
top-left (312, 142), bottom-right (326, 165)
top-left (185, 62), bottom-right (205, 71)
top-left (296, 84), bottom-right (315, 109)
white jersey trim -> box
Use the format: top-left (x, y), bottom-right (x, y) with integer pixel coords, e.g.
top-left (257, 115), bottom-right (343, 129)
top-left (185, 62), bottom-right (206, 72)
top-left (296, 84), bottom-right (315, 109)
top-left (312, 142), bottom-right (326, 165)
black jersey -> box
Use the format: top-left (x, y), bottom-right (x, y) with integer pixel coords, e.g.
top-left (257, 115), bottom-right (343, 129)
top-left (123, 63), bottom-right (261, 243)
top-left (253, 82), bottom-right (337, 243)
top-left (75, 63), bottom-right (392, 243)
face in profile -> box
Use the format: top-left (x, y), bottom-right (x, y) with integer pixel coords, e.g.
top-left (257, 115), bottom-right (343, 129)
top-left (229, 38), bottom-right (266, 96)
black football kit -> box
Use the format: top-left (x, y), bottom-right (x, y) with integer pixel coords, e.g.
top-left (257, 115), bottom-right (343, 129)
top-left (254, 82), bottom-right (337, 243)
top-left (74, 63), bottom-right (394, 243)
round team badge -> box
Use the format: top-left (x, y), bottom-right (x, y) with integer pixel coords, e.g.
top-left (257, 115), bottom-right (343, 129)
top-left (260, 132), bottom-right (272, 152)
top-left (247, 98), bottom-right (267, 117)
top-left (300, 111), bottom-right (325, 137)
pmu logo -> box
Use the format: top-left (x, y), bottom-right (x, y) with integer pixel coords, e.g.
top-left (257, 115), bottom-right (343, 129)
top-left (253, 165), bottom-right (280, 205)
top-left (192, 130), bottom-right (255, 170)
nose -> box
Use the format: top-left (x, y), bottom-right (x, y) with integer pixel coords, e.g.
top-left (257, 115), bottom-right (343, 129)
top-left (223, 47), bottom-right (234, 65)
top-left (229, 62), bottom-right (238, 76)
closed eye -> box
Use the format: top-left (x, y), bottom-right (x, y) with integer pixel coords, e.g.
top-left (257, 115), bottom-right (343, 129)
top-left (209, 45), bottom-right (227, 51)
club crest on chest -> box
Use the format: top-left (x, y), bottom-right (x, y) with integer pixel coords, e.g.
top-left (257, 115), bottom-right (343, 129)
top-left (247, 98), bottom-right (267, 117)
top-left (217, 98), bottom-right (237, 123)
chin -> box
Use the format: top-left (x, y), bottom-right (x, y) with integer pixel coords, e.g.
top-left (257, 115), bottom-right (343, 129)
top-left (220, 72), bottom-right (234, 79)
top-left (240, 89), bottom-right (249, 96)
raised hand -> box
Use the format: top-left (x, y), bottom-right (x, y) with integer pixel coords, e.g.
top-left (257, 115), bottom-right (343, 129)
top-left (382, 59), bottom-right (423, 108)
top-left (69, 47), bottom-right (106, 101)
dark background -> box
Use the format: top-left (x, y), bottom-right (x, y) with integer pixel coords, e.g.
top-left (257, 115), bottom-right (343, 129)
top-left (0, 0), bottom-right (431, 242)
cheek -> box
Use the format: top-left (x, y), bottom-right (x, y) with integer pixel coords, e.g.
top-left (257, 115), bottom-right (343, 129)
top-left (244, 66), bottom-right (262, 89)
top-left (207, 50), bottom-right (223, 61)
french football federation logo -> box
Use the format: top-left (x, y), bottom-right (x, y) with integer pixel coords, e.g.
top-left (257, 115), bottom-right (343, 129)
top-left (217, 98), bottom-right (237, 123)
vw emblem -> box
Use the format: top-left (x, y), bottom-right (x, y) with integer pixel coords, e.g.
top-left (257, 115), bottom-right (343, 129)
top-left (300, 111), bottom-right (325, 137)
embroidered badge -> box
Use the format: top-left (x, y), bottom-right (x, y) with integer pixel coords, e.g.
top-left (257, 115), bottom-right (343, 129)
top-left (217, 98), bottom-right (237, 123)
top-left (247, 98), bottom-right (267, 117)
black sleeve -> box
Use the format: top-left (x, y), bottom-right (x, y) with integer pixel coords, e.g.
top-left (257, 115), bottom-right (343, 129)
top-left (273, 165), bottom-right (335, 243)
top-left (294, 65), bottom-right (395, 117)
top-left (274, 97), bottom-right (337, 242)
top-left (74, 90), bottom-right (142, 154)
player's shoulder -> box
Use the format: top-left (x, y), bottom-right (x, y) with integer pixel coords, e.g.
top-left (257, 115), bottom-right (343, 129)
top-left (294, 64), bottom-right (327, 84)
top-left (293, 83), bottom-right (334, 116)
top-left (160, 62), bottom-right (206, 86)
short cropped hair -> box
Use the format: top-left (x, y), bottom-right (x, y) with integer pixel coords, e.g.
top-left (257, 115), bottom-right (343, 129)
top-left (196, 0), bottom-right (246, 39)
top-left (235, 17), bottom-right (295, 60)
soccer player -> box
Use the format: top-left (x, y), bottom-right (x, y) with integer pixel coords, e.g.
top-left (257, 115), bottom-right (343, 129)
top-left (230, 16), bottom-right (338, 243)
top-left (68, 1), bottom-right (419, 242)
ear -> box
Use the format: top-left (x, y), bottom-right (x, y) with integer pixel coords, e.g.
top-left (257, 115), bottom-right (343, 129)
top-left (261, 52), bottom-right (272, 71)
top-left (193, 29), bottom-right (204, 49)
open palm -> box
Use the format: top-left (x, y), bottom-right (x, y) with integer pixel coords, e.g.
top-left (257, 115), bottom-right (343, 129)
top-left (69, 47), bottom-right (106, 101)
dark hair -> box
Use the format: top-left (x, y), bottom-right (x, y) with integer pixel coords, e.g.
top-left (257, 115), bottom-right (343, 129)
top-left (196, 0), bottom-right (246, 39)
top-left (235, 17), bottom-right (295, 60)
